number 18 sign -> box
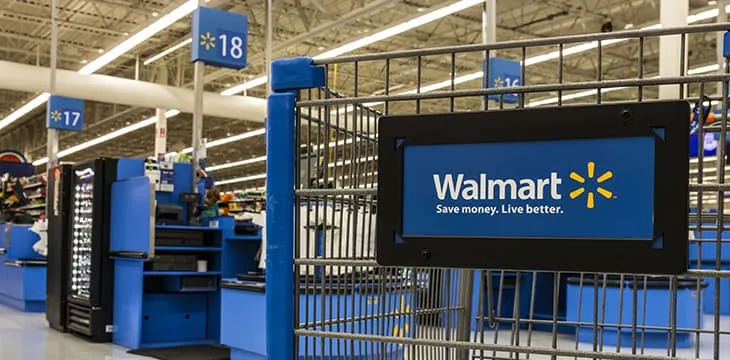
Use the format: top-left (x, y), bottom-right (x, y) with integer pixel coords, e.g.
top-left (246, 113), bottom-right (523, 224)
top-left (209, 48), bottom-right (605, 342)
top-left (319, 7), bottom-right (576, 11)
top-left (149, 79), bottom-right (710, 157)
top-left (47, 95), bottom-right (84, 132)
top-left (192, 7), bottom-right (248, 70)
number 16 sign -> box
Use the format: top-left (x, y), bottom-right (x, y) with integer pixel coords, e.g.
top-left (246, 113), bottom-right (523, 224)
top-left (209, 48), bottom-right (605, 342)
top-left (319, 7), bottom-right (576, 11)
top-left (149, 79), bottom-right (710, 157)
top-left (47, 95), bottom-right (84, 132)
top-left (192, 7), bottom-right (248, 70)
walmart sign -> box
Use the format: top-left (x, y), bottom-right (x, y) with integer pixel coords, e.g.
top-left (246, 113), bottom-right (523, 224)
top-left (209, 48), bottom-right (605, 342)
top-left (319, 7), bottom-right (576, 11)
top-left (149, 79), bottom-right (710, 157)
top-left (401, 137), bottom-right (655, 240)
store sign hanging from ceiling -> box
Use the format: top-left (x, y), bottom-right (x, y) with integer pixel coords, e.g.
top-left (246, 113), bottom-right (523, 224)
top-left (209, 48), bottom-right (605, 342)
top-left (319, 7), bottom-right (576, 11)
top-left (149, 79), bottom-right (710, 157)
top-left (376, 101), bottom-right (690, 275)
top-left (191, 6), bottom-right (249, 70)
top-left (484, 57), bottom-right (521, 104)
top-left (46, 95), bottom-right (84, 132)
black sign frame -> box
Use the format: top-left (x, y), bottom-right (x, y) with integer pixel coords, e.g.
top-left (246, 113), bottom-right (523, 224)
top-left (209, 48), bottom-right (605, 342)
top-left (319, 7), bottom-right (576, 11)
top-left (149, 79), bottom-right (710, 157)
top-left (376, 101), bottom-right (689, 274)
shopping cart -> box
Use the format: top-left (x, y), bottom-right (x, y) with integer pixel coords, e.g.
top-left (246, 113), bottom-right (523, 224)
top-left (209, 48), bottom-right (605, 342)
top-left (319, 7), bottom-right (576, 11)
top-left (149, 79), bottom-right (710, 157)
top-left (265, 23), bottom-right (730, 360)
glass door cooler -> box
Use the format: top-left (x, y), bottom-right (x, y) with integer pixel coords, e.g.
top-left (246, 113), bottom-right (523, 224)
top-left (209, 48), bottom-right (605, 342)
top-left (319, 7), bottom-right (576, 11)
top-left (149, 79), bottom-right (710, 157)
top-left (47, 164), bottom-right (72, 332)
top-left (66, 158), bottom-right (117, 342)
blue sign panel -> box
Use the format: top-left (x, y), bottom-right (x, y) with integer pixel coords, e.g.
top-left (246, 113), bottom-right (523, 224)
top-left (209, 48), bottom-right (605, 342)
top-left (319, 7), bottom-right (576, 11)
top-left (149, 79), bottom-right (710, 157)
top-left (401, 137), bottom-right (655, 240)
top-left (484, 57), bottom-right (521, 104)
top-left (376, 102), bottom-right (689, 274)
top-left (47, 95), bottom-right (84, 132)
top-left (192, 6), bottom-right (248, 70)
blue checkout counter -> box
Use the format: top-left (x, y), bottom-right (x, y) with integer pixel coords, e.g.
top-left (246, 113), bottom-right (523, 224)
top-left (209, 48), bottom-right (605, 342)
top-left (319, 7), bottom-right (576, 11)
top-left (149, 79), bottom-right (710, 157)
top-left (109, 160), bottom-right (267, 351)
top-left (566, 276), bottom-right (703, 349)
top-left (220, 276), bottom-right (411, 360)
top-left (217, 216), bottom-right (411, 359)
top-left (107, 159), bottom-right (412, 357)
top-left (110, 160), bottom-right (228, 350)
top-left (470, 270), bottom-right (572, 334)
top-left (689, 227), bottom-right (730, 316)
top-left (0, 223), bottom-right (46, 312)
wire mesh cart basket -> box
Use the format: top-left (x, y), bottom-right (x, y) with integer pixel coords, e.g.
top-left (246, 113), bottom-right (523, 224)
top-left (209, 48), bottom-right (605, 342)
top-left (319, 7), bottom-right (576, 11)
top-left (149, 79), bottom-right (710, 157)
top-left (263, 23), bottom-right (730, 360)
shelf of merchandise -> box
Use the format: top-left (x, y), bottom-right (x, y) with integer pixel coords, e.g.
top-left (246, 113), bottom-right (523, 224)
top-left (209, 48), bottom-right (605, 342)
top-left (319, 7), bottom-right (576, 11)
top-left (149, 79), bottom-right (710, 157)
top-left (20, 174), bottom-right (46, 219)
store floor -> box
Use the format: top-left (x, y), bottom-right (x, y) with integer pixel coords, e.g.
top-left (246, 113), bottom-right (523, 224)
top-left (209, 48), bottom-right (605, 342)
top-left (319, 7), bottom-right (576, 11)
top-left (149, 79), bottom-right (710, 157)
top-left (0, 304), bottom-right (146, 360)
top-left (1, 303), bottom-right (728, 360)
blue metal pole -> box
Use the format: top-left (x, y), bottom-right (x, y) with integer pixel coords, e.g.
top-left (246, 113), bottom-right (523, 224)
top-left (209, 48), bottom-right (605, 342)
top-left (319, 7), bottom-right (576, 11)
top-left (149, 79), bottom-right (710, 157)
top-left (265, 92), bottom-right (296, 359)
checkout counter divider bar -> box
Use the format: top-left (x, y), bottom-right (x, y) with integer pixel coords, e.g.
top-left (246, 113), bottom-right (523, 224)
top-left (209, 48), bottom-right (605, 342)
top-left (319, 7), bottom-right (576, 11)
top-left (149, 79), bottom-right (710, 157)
top-left (0, 222), bottom-right (46, 313)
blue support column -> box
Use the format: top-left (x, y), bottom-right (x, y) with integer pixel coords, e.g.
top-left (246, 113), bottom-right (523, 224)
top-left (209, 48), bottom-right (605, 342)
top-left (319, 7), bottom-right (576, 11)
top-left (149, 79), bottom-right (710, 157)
top-left (265, 92), bottom-right (296, 360)
top-left (266, 57), bottom-right (324, 359)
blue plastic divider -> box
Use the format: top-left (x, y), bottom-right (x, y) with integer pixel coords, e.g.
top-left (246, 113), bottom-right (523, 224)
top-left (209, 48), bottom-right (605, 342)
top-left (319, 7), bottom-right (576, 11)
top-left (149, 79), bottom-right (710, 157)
top-left (3, 224), bottom-right (43, 260)
top-left (266, 57), bottom-right (326, 359)
top-left (566, 277), bottom-right (701, 348)
top-left (692, 261), bottom-right (730, 315)
top-left (265, 89), bottom-right (297, 360)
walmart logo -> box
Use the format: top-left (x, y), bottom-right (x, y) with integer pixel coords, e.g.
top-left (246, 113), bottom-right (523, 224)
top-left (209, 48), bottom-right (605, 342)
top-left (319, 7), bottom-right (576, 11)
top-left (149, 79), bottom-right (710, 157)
top-left (49, 110), bottom-right (62, 122)
top-left (569, 162), bottom-right (614, 209)
top-left (199, 32), bottom-right (215, 51)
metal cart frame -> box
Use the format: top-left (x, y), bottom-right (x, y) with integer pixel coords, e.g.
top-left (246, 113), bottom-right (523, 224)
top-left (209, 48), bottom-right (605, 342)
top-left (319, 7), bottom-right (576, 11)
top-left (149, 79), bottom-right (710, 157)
top-left (265, 23), bottom-right (730, 360)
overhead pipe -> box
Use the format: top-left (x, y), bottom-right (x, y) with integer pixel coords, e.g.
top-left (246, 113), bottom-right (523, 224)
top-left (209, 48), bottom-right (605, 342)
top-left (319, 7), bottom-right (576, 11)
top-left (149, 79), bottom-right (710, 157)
top-left (0, 59), bottom-right (267, 123)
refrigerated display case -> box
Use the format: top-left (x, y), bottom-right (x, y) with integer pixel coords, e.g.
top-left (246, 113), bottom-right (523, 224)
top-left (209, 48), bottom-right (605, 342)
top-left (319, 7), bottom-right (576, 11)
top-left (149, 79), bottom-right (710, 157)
top-left (46, 164), bottom-right (72, 332)
top-left (66, 158), bottom-right (117, 342)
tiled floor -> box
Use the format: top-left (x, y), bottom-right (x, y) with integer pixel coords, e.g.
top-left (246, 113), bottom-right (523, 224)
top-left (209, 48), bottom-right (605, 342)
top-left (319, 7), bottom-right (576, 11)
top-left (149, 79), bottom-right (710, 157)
top-left (0, 305), bottom-right (146, 360)
top-left (1, 303), bottom-right (728, 360)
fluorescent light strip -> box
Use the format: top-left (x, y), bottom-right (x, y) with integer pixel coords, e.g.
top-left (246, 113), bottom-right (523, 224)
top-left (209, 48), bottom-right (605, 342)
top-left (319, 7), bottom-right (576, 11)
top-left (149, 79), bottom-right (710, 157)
top-left (0, 0), bottom-right (198, 131)
top-left (216, 173), bottom-right (267, 185)
top-left (218, 171), bottom-right (377, 187)
top-left (330, 10), bottom-right (720, 116)
top-left (224, 5), bottom-right (730, 100)
top-left (527, 87), bottom-right (628, 107)
top-left (144, 37), bottom-right (193, 65)
top-left (209, 151), bottom-right (377, 175)
top-left (220, 0), bottom-right (484, 96)
top-left (212, 60), bottom-right (719, 182)
top-left (32, 109), bottom-right (180, 166)
top-left (318, 171), bottom-right (378, 184)
top-left (314, 0), bottom-right (484, 60)
top-left (80, 1), bottom-right (198, 74)
top-left (0, 93), bottom-right (50, 130)
top-left (207, 156), bottom-right (267, 171)
top-left (178, 128), bottom-right (267, 154)
top-left (36, 57), bottom-right (717, 168)
top-left (30, 4), bottom-right (728, 167)
top-left (220, 76), bottom-right (268, 96)
top-left (232, 186), bottom-right (266, 193)
top-left (33, 0), bottom-right (477, 164)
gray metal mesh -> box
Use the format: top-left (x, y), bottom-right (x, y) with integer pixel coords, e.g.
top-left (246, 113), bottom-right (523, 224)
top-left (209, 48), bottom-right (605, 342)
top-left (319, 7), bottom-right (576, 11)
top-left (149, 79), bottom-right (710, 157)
top-left (292, 23), bottom-right (730, 360)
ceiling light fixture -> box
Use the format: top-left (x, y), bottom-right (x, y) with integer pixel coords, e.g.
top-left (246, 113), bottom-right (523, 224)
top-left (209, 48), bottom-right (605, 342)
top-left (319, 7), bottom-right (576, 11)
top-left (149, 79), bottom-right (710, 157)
top-left (208, 60), bottom-right (720, 179)
top-left (143, 37), bottom-right (193, 65)
top-left (216, 173), bottom-right (268, 185)
top-left (32, 109), bottom-right (180, 166)
top-left (206, 156), bottom-right (267, 171)
top-left (220, 0), bottom-right (484, 96)
top-left (30, 3), bottom-right (727, 167)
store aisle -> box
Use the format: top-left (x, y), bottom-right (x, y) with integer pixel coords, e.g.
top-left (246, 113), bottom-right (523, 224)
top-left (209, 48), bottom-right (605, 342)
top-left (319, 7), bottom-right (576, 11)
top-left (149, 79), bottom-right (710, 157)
top-left (0, 305), bottom-right (146, 360)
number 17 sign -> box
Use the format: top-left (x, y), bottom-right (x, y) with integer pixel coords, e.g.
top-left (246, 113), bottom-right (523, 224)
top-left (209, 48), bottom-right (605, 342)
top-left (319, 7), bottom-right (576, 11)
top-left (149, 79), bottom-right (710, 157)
top-left (47, 95), bottom-right (84, 132)
top-left (192, 7), bottom-right (248, 70)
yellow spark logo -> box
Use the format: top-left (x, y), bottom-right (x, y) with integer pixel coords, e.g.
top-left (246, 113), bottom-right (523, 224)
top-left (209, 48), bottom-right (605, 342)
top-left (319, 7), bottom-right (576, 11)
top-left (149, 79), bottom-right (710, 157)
top-left (391, 295), bottom-right (410, 337)
top-left (569, 162), bottom-right (614, 209)
top-left (199, 32), bottom-right (215, 51)
top-left (50, 110), bottom-right (62, 122)
top-left (493, 76), bottom-right (504, 88)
